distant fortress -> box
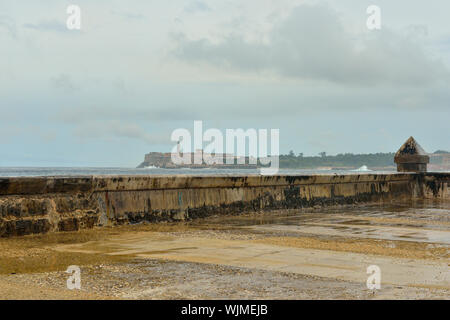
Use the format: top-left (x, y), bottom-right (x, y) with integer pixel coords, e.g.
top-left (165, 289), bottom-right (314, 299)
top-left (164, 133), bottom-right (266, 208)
top-left (137, 149), bottom-right (260, 169)
top-left (137, 143), bottom-right (450, 170)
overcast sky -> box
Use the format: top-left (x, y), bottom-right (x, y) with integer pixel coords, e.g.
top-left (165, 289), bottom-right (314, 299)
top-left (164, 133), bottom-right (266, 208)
top-left (1, 0), bottom-right (449, 166)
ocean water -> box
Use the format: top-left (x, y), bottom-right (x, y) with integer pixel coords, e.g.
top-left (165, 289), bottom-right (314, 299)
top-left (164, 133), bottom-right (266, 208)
top-left (0, 167), bottom-right (396, 177)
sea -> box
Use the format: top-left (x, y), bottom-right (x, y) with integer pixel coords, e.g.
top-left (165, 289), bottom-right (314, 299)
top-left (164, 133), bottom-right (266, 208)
top-left (0, 166), bottom-right (398, 177)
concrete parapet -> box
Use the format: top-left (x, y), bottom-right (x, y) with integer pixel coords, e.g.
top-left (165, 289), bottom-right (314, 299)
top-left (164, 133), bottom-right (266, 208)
top-left (0, 174), bottom-right (415, 195)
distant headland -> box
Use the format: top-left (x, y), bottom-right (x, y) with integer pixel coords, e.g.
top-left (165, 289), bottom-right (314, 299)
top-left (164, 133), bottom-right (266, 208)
top-left (137, 150), bottom-right (260, 169)
top-left (138, 150), bottom-right (450, 170)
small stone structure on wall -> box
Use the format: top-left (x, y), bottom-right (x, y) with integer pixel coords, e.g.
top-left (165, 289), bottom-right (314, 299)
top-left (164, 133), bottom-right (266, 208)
top-left (395, 137), bottom-right (430, 173)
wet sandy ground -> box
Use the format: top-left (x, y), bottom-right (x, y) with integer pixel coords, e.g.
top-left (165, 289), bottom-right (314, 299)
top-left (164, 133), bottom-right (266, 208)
top-left (0, 200), bottom-right (449, 299)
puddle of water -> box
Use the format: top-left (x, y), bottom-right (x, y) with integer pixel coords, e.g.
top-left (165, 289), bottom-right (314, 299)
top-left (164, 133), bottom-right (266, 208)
top-left (195, 200), bottom-right (450, 229)
top-left (187, 200), bottom-right (450, 246)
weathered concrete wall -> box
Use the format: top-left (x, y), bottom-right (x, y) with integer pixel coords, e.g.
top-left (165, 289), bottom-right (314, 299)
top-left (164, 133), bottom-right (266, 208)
top-left (0, 173), bottom-right (448, 237)
top-left (419, 173), bottom-right (450, 199)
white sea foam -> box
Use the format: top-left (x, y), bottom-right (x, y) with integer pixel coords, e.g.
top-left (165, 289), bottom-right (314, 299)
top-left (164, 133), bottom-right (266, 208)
top-left (352, 165), bottom-right (372, 172)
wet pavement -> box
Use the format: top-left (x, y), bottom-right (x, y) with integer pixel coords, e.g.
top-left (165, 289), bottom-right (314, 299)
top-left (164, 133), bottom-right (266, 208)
top-left (1, 200), bottom-right (449, 299)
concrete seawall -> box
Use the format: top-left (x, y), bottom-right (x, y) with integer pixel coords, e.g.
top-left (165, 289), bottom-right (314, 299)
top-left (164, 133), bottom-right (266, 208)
top-left (0, 173), bottom-right (448, 237)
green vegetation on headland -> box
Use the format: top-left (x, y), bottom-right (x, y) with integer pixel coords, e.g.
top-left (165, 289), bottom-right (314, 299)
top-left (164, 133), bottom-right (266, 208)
top-left (278, 149), bottom-right (449, 169)
top-left (279, 152), bottom-right (395, 169)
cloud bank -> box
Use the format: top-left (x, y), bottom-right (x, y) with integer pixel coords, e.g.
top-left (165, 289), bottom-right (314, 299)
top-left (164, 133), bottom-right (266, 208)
top-left (174, 4), bottom-right (449, 86)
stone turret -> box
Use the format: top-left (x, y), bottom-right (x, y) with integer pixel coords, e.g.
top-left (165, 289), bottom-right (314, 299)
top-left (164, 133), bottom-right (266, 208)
top-left (394, 137), bottom-right (429, 172)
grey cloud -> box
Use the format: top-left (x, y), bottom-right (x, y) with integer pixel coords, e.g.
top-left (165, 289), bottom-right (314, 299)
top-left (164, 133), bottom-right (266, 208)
top-left (0, 124), bottom-right (56, 143)
top-left (52, 78), bottom-right (450, 127)
top-left (405, 24), bottom-right (428, 38)
top-left (50, 74), bottom-right (79, 91)
top-left (112, 78), bottom-right (127, 93)
top-left (0, 15), bottom-right (17, 37)
top-left (110, 10), bottom-right (146, 20)
top-left (173, 4), bottom-right (449, 86)
top-left (73, 120), bottom-right (170, 145)
top-left (184, 1), bottom-right (212, 13)
top-left (437, 35), bottom-right (450, 50)
top-left (23, 20), bottom-right (68, 33)
top-left (57, 104), bottom-right (199, 124)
